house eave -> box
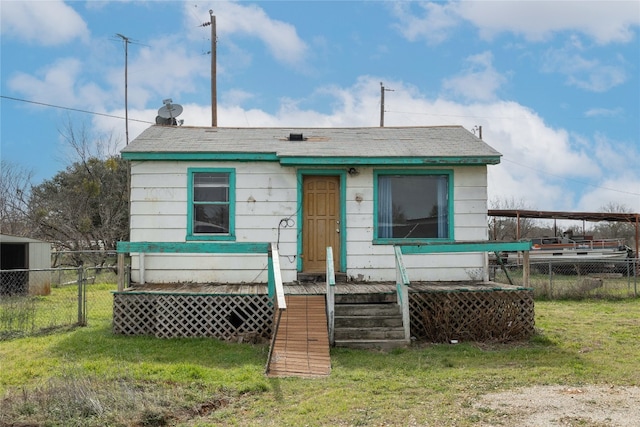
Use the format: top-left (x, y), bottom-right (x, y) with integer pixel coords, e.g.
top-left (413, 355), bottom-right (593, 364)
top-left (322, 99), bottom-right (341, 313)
top-left (278, 156), bottom-right (501, 166)
top-left (121, 152), bottom-right (501, 166)
top-left (121, 152), bottom-right (279, 161)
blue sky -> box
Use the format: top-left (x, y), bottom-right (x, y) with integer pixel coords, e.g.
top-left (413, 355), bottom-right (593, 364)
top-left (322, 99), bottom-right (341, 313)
top-left (1, 0), bottom-right (639, 213)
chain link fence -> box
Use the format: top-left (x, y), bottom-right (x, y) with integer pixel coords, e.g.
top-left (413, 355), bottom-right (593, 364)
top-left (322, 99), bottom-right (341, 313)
top-left (3, 251), bottom-right (637, 340)
top-left (491, 258), bottom-right (639, 299)
top-left (0, 266), bottom-right (118, 340)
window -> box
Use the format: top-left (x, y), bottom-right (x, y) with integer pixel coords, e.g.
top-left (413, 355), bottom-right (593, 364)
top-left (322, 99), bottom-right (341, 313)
top-left (187, 168), bottom-right (235, 240)
top-left (375, 171), bottom-right (451, 241)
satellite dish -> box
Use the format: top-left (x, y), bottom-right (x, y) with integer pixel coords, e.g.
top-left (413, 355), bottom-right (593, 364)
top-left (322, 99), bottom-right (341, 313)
top-left (157, 103), bottom-right (183, 119)
top-left (156, 116), bottom-right (176, 125)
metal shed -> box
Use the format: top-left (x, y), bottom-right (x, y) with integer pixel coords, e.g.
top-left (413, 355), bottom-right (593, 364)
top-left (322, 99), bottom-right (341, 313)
top-left (0, 234), bottom-right (52, 295)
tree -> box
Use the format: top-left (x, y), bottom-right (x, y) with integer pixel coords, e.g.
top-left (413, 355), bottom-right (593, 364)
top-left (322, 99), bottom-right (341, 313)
top-left (488, 197), bottom-right (537, 241)
top-left (27, 122), bottom-right (129, 264)
top-left (0, 160), bottom-right (33, 236)
top-left (592, 202), bottom-right (636, 248)
top-left (29, 157), bottom-right (129, 251)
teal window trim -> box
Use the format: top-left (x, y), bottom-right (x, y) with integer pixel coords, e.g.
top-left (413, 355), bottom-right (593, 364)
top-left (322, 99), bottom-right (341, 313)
top-left (186, 167), bottom-right (236, 241)
top-left (295, 169), bottom-right (347, 272)
top-left (373, 169), bottom-right (454, 244)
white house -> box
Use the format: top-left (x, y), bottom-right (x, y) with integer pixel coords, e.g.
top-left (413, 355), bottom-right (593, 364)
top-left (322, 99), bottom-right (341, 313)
top-left (120, 125), bottom-right (504, 285)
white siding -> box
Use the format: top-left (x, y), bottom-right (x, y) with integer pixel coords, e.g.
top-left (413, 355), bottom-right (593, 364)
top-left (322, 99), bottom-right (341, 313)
top-left (340, 165), bottom-right (489, 281)
top-left (128, 162), bottom-right (491, 283)
top-left (129, 161), bottom-right (299, 283)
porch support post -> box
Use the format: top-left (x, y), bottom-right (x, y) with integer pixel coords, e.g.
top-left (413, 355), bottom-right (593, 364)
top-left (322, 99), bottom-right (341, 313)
top-left (267, 246), bottom-right (274, 299)
top-left (483, 251), bottom-right (490, 282)
top-left (139, 252), bottom-right (145, 285)
top-left (522, 250), bottom-right (530, 288)
top-left (117, 252), bottom-right (125, 291)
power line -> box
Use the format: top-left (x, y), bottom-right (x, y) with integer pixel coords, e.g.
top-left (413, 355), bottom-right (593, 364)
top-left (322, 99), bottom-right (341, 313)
top-left (385, 109), bottom-right (518, 120)
top-left (385, 109), bottom-right (593, 121)
top-left (501, 157), bottom-right (640, 197)
top-left (0, 95), bottom-right (154, 124)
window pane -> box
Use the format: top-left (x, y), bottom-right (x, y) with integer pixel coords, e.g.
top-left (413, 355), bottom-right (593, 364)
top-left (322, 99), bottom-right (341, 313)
top-left (194, 173), bottom-right (229, 202)
top-left (194, 204), bottom-right (229, 234)
top-left (194, 173), bottom-right (228, 187)
top-left (194, 186), bottom-right (228, 202)
top-left (378, 175), bottom-right (448, 239)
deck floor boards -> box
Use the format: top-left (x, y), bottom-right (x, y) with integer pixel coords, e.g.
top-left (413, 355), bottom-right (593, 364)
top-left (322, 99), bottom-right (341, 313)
top-left (123, 281), bottom-right (525, 295)
top-left (266, 295), bottom-right (331, 378)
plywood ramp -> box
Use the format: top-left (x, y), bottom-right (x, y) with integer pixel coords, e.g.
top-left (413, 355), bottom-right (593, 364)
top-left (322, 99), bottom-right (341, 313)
top-left (266, 295), bottom-right (331, 378)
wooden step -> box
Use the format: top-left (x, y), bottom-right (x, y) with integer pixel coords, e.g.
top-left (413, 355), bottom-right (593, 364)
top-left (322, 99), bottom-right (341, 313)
top-left (332, 298), bottom-right (408, 350)
top-left (334, 339), bottom-right (408, 350)
top-left (335, 303), bottom-right (401, 316)
top-left (334, 315), bottom-right (403, 328)
top-left (335, 293), bottom-right (397, 304)
top-left (334, 327), bottom-right (406, 340)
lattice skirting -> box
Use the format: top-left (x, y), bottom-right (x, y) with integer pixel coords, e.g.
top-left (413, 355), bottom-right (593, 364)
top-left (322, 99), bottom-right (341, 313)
top-left (113, 293), bottom-right (273, 339)
top-left (409, 289), bottom-right (535, 343)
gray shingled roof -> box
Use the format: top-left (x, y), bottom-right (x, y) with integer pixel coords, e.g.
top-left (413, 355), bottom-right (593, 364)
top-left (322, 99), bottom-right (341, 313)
top-left (0, 234), bottom-right (51, 244)
top-left (121, 125), bottom-right (501, 160)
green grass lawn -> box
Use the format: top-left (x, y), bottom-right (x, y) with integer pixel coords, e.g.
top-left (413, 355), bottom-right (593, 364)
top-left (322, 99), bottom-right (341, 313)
top-left (494, 267), bottom-right (639, 299)
top-left (0, 281), bottom-right (115, 339)
top-left (1, 293), bottom-right (639, 426)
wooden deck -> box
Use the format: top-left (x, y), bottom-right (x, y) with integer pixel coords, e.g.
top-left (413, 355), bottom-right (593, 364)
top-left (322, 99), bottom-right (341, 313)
top-left (266, 295), bottom-right (331, 378)
top-left (122, 281), bottom-right (528, 295)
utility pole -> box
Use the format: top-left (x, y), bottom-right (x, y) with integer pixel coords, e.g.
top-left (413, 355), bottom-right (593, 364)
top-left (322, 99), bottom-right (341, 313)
top-left (210, 10), bottom-right (217, 127)
top-left (380, 82), bottom-right (393, 127)
top-left (116, 34), bottom-right (130, 144)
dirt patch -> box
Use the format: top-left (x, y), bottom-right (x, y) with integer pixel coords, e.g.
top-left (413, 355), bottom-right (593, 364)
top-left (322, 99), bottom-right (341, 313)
top-left (474, 385), bottom-right (640, 426)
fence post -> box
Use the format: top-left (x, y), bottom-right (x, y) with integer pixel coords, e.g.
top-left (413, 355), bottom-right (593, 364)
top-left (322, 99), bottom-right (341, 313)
top-left (77, 266), bottom-right (86, 326)
top-left (548, 262), bottom-right (553, 298)
top-left (633, 260), bottom-right (640, 297)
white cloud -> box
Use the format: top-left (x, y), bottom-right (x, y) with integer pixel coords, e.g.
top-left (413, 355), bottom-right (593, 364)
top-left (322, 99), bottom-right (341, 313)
top-left (121, 39), bottom-right (209, 109)
top-left (391, 1), bottom-right (459, 45)
top-left (222, 89), bottom-right (255, 106)
top-left (577, 176), bottom-right (640, 212)
top-left (441, 51), bottom-right (507, 102)
top-left (0, 0), bottom-right (89, 45)
top-left (542, 47), bottom-right (627, 92)
top-left (92, 74), bottom-right (638, 213)
top-left (182, 1), bottom-right (308, 69)
top-left (592, 133), bottom-right (640, 174)
top-left (584, 107), bottom-right (624, 118)
top-left (484, 124), bottom-right (640, 212)
top-left (8, 58), bottom-right (87, 106)
top-left (455, 1), bottom-right (639, 44)
top-left (392, 1), bottom-right (640, 45)
top-left (566, 66), bottom-right (627, 93)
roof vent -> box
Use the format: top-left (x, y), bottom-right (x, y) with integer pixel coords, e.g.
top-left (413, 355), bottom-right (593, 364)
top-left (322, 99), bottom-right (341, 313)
top-left (288, 133), bottom-right (304, 141)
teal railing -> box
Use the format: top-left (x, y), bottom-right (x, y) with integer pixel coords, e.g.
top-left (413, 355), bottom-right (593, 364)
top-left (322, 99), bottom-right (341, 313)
top-left (265, 243), bottom-right (286, 374)
top-left (394, 246), bottom-right (411, 343)
top-left (325, 247), bottom-right (336, 346)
